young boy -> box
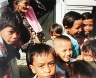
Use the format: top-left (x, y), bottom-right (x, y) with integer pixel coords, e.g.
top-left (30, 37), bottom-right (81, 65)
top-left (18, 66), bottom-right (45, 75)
top-left (53, 35), bottom-right (73, 78)
top-left (80, 12), bottom-right (94, 45)
top-left (46, 23), bottom-right (63, 47)
top-left (0, 10), bottom-right (21, 78)
top-left (76, 39), bottom-right (96, 76)
top-left (76, 39), bottom-right (96, 69)
top-left (67, 60), bottom-right (95, 78)
top-left (62, 11), bottom-right (83, 58)
top-left (26, 43), bottom-right (56, 78)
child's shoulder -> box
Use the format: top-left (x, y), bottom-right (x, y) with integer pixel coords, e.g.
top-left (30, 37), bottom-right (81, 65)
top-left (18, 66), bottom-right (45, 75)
top-left (0, 43), bottom-right (7, 57)
top-left (33, 74), bottom-right (37, 78)
top-left (63, 32), bottom-right (78, 43)
top-left (46, 39), bottom-right (54, 47)
top-left (89, 61), bottom-right (96, 69)
top-left (56, 62), bottom-right (67, 78)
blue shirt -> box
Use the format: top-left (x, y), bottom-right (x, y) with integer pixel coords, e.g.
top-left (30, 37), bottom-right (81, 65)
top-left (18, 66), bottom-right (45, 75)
top-left (63, 32), bottom-right (79, 58)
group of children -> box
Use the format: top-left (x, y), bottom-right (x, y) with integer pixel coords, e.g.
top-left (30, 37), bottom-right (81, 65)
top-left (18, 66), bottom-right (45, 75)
top-left (0, 0), bottom-right (96, 78)
top-left (26, 11), bottom-right (96, 78)
top-left (0, 0), bottom-right (45, 77)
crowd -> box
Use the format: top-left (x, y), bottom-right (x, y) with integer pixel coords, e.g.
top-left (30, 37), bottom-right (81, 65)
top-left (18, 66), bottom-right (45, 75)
top-left (0, 0), bottom-right (96, 78)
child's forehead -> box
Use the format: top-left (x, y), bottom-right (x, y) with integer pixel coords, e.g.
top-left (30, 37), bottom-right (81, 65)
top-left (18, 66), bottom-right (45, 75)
top-left (1, 26), bottom-right (20, 33)
top-left (71, 19), bottom-right (83, 27)
top-left (32, 52), bottom-right (55, 63)
top-left (33, 52), bottom-right (54, 57)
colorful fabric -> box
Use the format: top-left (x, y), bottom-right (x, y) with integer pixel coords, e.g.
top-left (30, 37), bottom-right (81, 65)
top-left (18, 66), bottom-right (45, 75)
top-left (0, 43), bottom-right (7, 57)
top-left (25, 7), bottom-right (42, 33)
top-left (0, 37), bottom-right (7, 57)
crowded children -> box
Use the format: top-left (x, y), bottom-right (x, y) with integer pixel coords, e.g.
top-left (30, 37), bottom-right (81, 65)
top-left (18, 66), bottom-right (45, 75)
top-left (46, 23), bottom-right (63, 47)
top-left (77, 39), bottom-right (96, 69)
top-left (62, 11), bottom-right (83, 58)
top-left (67, 60), bottom-right (96, 78)
top-left (53, 35), bottom-right (73, 78)
top-left (8, 0), bottom-right (45, 52)
top-left (0, 10), bottom-right (21, 78)
top-left (76, 40), bottom-right (96, 77)
top-left (80, 12), bottom-right (94, 45)
top-left (26, 43), bottom-right (56, 78)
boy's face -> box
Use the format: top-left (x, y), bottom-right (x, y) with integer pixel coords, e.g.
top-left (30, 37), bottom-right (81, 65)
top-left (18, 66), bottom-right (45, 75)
top-left (15, 0), bottom-right (30, 13)
top-left (83, 50), bottom-right (94, 61)
top-left (29, 52), bottom-right (56, 78)
top-left (54, 40), bottom-right (73, 62)
top-left (67, 19), bottom-right (82, 36)
top-left (50, 32), bottom-right (61, 40)
top-left (0, 26), bottom-right (20, 44)
top-left (83, 19), bottom-right (93, 36)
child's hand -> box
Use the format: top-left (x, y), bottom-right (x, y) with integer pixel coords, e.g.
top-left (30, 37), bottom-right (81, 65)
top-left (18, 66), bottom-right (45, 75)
top-left (76, 52), bottom-right (84, 60)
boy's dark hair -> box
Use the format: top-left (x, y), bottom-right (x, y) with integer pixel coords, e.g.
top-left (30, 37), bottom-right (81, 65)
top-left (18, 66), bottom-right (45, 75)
top-left (54, 35), bottom-right (71, 42)
top-left (49, 23), bottom-right (63, 36)
top-left (0, 10), bottom-right (21, 30)
top-left (26, 43), bottom-right (56, 65)
top-left (67, 60), bottom-right (95, 78)
top-left (82, 12), bottom-right (94, 20)
top-left (82, 39), bottom-right (96, 56)
top-left (63, 11), bottom-right (82, 28)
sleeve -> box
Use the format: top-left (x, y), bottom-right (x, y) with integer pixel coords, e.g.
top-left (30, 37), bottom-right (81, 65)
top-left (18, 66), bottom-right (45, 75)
top-left (0, 48), bottom-right (4, 57)
top-left (0, 44), bottom-right (7, 57)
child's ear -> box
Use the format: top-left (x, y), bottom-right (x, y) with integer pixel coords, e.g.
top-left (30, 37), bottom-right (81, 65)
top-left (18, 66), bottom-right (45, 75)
top-left (14, 1), bottom-right (18, 7)
top-left (29, 65), bottom-right (36, 74)
top-left (64, 26), bottom-right (69, 32)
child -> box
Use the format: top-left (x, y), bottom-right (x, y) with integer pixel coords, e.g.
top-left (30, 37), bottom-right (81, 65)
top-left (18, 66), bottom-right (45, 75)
top-left (82, 39), bottom-right (96, 68)
top-left (53, 35), bottom-right (73, 78)
top-left (67, 60), bottom-right (96, 78)
top-left (26, 43), bottom-right (56, 78)
top-left (76, 39), bottom-right (96, 69)
top-left (0, 10), bottom-right (21, 78)
top-left (62, 11), bottom-right (83, 58)
top-left (46, 23), bottom-right (63, 47)
top-left (80, 12), bottom-right (94, 45)
top-left (11, 0), bottom-right (45, 52)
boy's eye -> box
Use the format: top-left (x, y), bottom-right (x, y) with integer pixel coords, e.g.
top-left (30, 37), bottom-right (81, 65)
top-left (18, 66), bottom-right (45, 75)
top-left (25, 2), bottom-right (30, 6)
top-left (83, 24), bottom-right (87, 27)
top-left (16, 31), bottom-right (20, 35)
top-left (69, 49), bottom-right (72, 51)
top-left (9, 31), bottom-right (14, 34)
top-left (63, 50), bottom-right (66, 52)
top-left (76, 26), bottom-right (81, 29)
top-left (83, 24), bottom-right (93, 27)
top-left (39, 65), bottom-right (44, 68)
top-left (49, 62), bottom-right (55, 66)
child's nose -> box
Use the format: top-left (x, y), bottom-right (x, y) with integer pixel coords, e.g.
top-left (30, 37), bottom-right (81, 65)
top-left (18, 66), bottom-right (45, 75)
top-left (12, 33), bottom-right (20, 39)
top-left (45, 66), bottom-right (51, 73)
top-left (86, 26), bottom-right (90, 30)
top-left (66, 50), bottom-right (71, 55)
